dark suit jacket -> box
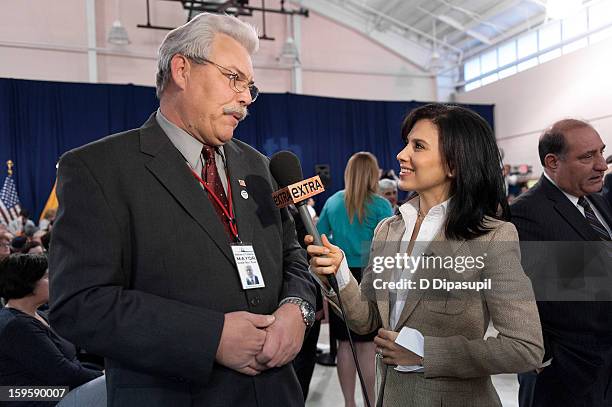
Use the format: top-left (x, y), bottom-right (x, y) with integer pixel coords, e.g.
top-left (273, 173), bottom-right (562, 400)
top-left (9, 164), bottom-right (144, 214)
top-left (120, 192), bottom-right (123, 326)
top-left (48, 114), bottom-right (316, 407)
top-left (603, 173), bottom-right (612, 208)
top-left (510, 175), bottom-right (612, 406)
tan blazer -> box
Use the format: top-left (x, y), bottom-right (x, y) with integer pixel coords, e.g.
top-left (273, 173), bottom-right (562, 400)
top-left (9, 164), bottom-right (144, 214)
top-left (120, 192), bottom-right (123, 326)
top-left (329, 212), bottom-right (544, 407)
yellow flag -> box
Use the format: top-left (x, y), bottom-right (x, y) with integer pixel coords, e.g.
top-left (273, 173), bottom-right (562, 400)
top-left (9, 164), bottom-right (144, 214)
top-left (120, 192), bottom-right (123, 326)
top-left (39, 181), bottom-right (58, 223)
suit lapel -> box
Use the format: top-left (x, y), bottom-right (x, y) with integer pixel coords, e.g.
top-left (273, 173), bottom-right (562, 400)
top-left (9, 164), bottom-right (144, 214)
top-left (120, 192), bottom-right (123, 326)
top-left (375, 217), bottom-right (405, 330)
top-left (223, 141), bottom-right (254, 245)
top-left (393, 228), bottom-right (466, 330)
top-left (139, 115), bottom-right (235, 264)
top-left (540, 176), bottom-right (599, 240)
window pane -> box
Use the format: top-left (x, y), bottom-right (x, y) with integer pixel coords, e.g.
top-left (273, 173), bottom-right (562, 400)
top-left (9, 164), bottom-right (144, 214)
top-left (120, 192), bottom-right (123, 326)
top-left (481, 73), bottom-right (498, 86)
top-left (481, 49), bottom-right (497, 74)
top-left (562, 10), bottom-right (587, 40)
top-left (464, 57), bottom-right (481, 81)
top-left (539, 21), bottom-right (561, 50)
top-left (464, 80), bottom-right (481, 92)
top-left (589, 1), bottom-right (612, 30)
top-left (539, 48), bottom-right (561, 63)
top-left (518, 31), bottom-right (538, 59)
top-left (563, 38), bottom-right (588, 54)
top-left (498, 66), bottom-right (517, 79)
top-left (517, 57), bottom-right (538, 72)
top-left (498, 41), bottom-right (517, 67)
top-left (590, 27), bottom-right (612, 44)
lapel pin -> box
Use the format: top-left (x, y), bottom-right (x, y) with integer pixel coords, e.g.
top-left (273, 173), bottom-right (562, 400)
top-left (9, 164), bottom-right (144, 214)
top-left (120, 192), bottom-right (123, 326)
top-left (241, 190), bottom-right (249, 200)
top-left (238, 179), bottom-right (246, 187)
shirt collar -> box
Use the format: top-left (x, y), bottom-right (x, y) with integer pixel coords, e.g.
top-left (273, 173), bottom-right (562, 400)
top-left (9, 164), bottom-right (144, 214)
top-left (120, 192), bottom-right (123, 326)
top-left (398, 196), bottom-right (451, 221)
top-left (155, 109), bottom-right (225, 168)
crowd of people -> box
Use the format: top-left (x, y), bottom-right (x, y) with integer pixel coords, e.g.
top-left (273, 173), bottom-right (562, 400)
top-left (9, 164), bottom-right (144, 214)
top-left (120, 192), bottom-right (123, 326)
top-left (0, 209), bottom-right (55, 263)
top-left (1, 10), bottom-right (611, 407)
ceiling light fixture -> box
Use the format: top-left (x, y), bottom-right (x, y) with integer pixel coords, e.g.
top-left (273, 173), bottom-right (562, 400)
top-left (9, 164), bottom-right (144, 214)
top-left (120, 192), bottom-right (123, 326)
top-left (108, 0), bottom-right (130, 45)
top-left (428, 20), bottom-right (445, 73)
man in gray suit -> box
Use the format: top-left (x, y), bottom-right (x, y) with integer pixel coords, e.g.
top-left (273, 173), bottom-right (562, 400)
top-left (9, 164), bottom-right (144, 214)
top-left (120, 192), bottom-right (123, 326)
top-left (49, 13), bottom-right (316, 407)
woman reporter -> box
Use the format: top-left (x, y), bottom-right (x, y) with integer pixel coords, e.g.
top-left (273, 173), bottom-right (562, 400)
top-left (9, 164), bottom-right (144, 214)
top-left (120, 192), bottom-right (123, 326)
top-left (306, 104), bottom-right (544, 407)
top-left (0, 254), bottom-right (102, 405)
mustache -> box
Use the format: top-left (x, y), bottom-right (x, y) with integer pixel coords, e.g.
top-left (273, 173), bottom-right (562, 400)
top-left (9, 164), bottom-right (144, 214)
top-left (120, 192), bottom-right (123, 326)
top-left (223, 105), bottom-right (249, 121)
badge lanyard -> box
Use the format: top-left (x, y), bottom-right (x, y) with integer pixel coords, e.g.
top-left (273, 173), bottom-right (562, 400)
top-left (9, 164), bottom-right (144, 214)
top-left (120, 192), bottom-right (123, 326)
top-left (190, 167), bottom-right (241, 243)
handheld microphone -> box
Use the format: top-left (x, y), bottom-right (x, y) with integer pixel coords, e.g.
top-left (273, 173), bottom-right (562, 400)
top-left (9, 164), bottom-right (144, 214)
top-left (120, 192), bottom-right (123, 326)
top-left (269, 151), bottom-right (338, 293)
top-left (269, 151), bottom-right (372, 407)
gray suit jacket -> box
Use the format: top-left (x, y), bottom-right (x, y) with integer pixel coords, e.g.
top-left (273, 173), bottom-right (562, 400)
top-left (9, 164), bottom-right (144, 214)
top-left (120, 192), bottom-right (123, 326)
top-left (330, 209), bottom-right (544, 407)
top-left (48, 114), bottom-right (316, 407)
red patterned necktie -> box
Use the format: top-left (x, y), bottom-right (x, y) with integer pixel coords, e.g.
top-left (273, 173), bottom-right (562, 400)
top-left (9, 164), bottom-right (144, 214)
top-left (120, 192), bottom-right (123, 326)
top-left (202, 145), bottom-right (232, 239)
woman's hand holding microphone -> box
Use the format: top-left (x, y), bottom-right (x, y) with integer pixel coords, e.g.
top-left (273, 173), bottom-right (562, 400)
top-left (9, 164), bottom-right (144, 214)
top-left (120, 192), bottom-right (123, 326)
top-left (304, 234), bottom-right (343, 289)
top-left (305, 234), bottom-right (423, 368)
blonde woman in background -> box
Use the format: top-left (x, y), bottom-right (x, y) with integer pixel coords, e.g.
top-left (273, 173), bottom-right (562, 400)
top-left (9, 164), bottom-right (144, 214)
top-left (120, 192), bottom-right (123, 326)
top-left (317, 152), bottom-right (393, 407)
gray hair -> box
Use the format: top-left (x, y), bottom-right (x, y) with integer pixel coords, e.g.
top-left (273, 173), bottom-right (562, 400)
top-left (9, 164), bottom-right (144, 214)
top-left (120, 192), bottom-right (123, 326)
top-left (155, 13), bottom-right (259, 98)
top-left (378, 178), bottom-right (397, 191)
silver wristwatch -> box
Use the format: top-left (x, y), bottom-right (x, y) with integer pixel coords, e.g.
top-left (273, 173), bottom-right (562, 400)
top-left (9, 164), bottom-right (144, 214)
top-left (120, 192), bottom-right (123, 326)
top-left (280, 297), bottom-right (315, 328)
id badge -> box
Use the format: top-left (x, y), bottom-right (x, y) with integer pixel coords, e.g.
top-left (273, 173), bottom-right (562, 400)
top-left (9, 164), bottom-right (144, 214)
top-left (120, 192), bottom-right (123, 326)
top-left (231, 244), bottom-right (265, 289)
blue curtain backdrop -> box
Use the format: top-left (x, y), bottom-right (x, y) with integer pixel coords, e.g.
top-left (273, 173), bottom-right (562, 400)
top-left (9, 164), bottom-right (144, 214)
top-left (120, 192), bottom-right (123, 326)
top-left (0, 78), bottom-right (494, 218)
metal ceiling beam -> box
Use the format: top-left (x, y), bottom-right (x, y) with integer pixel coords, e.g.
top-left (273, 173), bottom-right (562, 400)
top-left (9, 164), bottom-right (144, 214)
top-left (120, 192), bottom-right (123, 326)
top-left (451, 0), bottom-right (522, 40)
top-left (400, 0), bottom-right (438, 29)
top-left (290, 0), bottom-right (444, 71)
top-left (437, 14), bottom-right (493, 44)
top-left (341, 0), bottom-right (463, 53)
top-left (377, 0), bottom-right (405, 19)
top-left (411, 1), bottom-right (453, 35)
top-left (437, 0), bottom-right (506, 33)
top-left (371, 0), bottom-right (406, 30)
top-left (460, 10), bottom-right (547, 60)
top-left (467, 0), bottom-right (521, 28)
top-left (434, 0), bottom-right (520, 46)
top-left (417, 7), bottom-right (493, 46)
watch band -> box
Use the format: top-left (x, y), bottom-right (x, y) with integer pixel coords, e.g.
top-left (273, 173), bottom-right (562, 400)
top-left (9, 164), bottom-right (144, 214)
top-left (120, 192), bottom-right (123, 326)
top-left (279, 297), bottom-right (315, 328)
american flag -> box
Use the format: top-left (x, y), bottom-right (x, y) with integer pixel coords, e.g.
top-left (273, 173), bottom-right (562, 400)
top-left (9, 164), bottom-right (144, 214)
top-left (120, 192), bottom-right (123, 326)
top-left (0, 173), bottom-right (21, 224)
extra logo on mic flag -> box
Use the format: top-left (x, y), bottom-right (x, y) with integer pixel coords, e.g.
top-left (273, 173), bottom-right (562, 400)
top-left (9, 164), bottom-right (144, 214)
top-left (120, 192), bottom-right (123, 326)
top-left (272, 175), bottom-right (325, 208)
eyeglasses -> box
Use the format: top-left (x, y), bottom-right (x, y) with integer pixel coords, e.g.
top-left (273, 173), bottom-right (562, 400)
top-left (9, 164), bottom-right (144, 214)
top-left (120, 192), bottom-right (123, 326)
top-left (188, 56), bottom-right (259, 102)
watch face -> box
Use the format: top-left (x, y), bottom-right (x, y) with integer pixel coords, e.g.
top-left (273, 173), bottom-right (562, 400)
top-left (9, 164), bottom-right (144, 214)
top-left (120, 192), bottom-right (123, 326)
top-left (303, 306), bottom-right (315, 326)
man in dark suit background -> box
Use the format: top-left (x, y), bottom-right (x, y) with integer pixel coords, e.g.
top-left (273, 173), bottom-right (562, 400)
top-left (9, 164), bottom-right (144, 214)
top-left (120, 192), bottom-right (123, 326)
top-left (511, 119), bottom-right (612, 407)
top-left (603, 155), bottom-right (612, 207)
top-left (49, 13), bottom-right (316, 407)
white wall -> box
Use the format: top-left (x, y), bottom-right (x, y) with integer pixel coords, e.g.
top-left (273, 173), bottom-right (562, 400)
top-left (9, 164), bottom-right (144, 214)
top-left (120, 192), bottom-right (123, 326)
top-left (0, 0), bottom-right (436, 101)
top-left (456, 37), bottom-right (612, 174)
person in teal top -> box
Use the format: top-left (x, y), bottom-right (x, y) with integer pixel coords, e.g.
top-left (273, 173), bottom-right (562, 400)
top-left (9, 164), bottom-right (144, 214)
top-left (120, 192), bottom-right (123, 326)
top-left (318, 191), bottom-right (393, 267)
top-left (317, 151), bottom-right (393, 407)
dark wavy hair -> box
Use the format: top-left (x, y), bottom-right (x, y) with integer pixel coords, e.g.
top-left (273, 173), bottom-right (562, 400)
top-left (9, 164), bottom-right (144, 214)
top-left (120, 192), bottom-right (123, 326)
top-left (0, 254), bottom-right (48, 301)
top-left (401, 103), bottom-right (509, 240)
